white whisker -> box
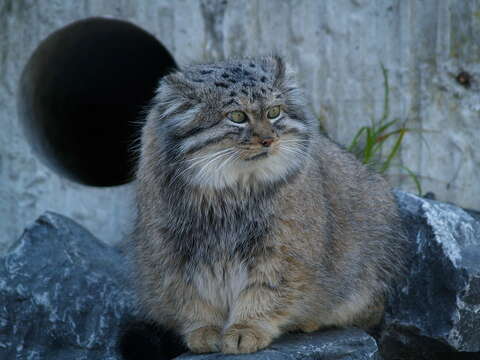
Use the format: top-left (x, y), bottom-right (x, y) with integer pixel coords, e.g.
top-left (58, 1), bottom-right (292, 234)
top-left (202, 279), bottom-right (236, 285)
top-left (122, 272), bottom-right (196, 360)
top-left (279, 144), bottom-right (315, 164)
top-left (194, 149), bottom-right (237, 185)
top-left (170, 148), bottom-right (235, 185)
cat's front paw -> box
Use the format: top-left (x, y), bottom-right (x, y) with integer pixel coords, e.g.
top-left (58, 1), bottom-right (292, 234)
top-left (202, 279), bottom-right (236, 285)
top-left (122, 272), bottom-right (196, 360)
top-left (222, 324), bottom-right (272, 354)
top-left (298, 319), bottom-right (320, 333)
top-left (185, 326), bottom-right (221, 353)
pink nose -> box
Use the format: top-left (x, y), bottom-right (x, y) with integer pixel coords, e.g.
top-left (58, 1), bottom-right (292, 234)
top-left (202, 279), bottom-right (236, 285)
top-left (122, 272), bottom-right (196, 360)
top-left (260, 138), bottom-right (274, 147)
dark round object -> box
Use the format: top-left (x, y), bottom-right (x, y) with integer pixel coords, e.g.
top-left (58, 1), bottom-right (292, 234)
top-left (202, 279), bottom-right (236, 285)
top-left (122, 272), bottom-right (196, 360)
top-left (17, 17), bottom-right (176, 186)
top-left (118, 320), bottom-right (187, 360)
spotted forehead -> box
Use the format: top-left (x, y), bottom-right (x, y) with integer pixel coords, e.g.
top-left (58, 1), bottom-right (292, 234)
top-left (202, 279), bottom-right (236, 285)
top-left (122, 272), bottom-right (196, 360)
top-left (183, 61), bottom-right (277, 100)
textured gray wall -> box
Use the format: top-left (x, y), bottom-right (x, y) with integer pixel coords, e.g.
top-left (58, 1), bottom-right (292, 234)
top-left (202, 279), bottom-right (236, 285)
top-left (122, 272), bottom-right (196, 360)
top-left (1, 0), bottom-right (479, 253)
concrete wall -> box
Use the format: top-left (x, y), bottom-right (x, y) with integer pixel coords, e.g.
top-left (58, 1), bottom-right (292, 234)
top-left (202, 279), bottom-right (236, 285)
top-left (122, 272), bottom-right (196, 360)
top-left (1, 0), bottom-right (479, 253)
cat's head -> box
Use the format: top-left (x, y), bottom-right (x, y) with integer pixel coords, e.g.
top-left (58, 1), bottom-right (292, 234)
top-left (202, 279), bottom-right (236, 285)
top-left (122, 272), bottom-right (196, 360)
top-left (146, 56), bottom-right (314, 189)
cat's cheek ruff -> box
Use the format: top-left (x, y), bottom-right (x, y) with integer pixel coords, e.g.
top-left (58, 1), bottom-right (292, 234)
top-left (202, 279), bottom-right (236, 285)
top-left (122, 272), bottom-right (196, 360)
top-left (272, 116), bottom-right (310, 138)
top-left (164, 106), bottom-right (203, 131)
top-left (187, 145), bottom-right (307, 189)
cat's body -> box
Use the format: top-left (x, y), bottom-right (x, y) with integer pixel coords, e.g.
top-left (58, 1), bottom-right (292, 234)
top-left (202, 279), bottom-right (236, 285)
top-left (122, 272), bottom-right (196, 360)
top-left (132, 57), bottom-right (406, 354)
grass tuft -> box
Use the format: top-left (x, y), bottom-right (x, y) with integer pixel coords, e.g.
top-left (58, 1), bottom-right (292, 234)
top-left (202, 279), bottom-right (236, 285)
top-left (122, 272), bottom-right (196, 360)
top-left (347, 64), bottom-right (423, 195)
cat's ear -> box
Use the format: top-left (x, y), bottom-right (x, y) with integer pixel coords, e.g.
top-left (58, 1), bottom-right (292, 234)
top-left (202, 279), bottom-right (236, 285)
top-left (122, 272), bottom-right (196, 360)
top-left (265, 56), bottom-right (296, 89)
top-left (272, 55), bottom-right (286, 87)
top-left (154, 71), bottom-right (199, 104)
top-left (264, 56), bottom-right (299, 105)
top-left (149, 72), bottom-right (199, 122)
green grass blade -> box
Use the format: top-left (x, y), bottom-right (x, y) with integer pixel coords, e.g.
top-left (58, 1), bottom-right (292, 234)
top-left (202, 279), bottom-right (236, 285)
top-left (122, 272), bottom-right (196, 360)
top-left (380, 129), bottom-right (405, 173)
top-left (399, 165), bottom-right (423, 195)
top-left (363, 127), bottom-right (376, 164)
top-left (375, 128), bottom-right (411, 144)
top-left (380, 64), bottom-right (390, 125)
top-left (348, 126), bottom-right (368, 153)
top-left (377, 118), bottom-right (398, 136)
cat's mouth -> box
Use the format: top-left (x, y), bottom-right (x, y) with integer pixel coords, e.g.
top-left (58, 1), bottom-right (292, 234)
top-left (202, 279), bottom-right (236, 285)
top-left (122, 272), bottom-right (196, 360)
top-left (245, 151), bottom-right (269, 161)
top-left (239, 143), bottom-right (279, 161)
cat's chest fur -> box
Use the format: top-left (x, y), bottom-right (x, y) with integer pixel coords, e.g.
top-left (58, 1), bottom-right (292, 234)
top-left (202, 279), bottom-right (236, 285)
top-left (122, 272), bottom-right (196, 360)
top-left (165, 188), bottom-right (276, 309)
top-left (192, 260), bottom-right (249, 310)
top-left (166, 186), bottom-right (275, 264)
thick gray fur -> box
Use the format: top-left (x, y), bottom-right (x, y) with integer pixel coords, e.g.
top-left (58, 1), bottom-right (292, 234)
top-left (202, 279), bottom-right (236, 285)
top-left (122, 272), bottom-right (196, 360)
top-left (131, 56), bottom-right (407, 354)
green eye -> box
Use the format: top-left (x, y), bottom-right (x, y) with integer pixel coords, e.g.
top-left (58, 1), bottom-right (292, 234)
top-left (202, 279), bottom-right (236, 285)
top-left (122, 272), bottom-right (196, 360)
top-left (266, 106), bottom-right (281, 119)
top-left (227, 111), bottom-right (247, 123)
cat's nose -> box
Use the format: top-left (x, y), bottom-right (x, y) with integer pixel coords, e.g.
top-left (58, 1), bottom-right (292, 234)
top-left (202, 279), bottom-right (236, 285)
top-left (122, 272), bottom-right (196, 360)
top-left (260, 137), bottom-right (274, 147)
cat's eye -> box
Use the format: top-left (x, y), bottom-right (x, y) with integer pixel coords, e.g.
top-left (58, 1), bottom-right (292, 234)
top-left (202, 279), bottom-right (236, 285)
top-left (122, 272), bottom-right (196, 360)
top-left (266, 106), bottom-right (281, 119)
top-left (227, 111), bottom-right (247, 123)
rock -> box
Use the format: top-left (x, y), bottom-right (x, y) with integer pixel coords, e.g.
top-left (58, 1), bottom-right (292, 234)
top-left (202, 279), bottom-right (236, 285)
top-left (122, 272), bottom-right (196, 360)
top-left (4, 193), bottom-right (480, 360)
top-left (0, 212), bottom-right (137, 360)
top-left (177, 328), bottom-right (380, 360)
top-left (380, 191), bottom-right (480, 359)
top-left (0, 212), bottom-right (381, 360)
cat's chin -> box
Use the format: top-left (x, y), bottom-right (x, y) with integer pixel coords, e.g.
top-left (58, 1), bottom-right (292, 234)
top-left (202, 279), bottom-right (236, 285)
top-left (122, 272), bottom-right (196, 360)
top-left (188, 150), bottom-right (303, 190)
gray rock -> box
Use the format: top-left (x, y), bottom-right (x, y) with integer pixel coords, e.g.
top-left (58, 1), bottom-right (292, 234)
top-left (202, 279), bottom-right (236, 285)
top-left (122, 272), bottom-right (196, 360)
top-left (177, 328), bottom-right (380, 360)
top-left (6, 192), bottom-right (480, 360)
top-left (0, 212), bottom-right (382, 360)
top-left (0, 212), bottom-right (137, 360)
top-left (2, 0), bottom-right (480, 257)
top-left (380, 191), bottom-right (480, 359)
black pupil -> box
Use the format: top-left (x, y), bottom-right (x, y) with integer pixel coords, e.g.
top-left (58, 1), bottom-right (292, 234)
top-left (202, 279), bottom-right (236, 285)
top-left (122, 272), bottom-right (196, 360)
top-left (269, 108), bottom-right (278, 117)
top-left (233, 112), bottom-right (244, 122)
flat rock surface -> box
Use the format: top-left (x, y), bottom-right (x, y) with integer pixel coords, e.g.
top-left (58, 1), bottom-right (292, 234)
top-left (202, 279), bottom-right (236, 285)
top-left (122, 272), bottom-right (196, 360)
top-left (177, 328), bottom-right (380, 360)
